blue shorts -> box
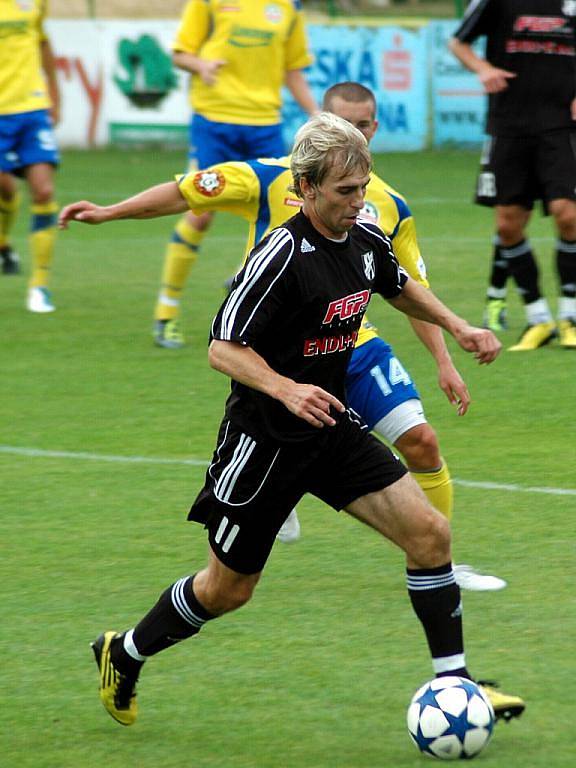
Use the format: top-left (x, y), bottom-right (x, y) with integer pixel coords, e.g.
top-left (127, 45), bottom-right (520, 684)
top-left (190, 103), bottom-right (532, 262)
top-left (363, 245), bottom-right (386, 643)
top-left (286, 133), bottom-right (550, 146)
top-left (0, 110), bottom-right (59, 175)
top-left (346, 337), bottom-right (421, 432)
top-left (189, 113), bottom-right (285, 168)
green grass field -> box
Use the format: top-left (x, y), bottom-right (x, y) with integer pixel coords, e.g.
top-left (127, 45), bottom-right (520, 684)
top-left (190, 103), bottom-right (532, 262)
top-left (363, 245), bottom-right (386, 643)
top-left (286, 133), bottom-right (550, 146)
top-left (1, 148), bottom-right (574, 767)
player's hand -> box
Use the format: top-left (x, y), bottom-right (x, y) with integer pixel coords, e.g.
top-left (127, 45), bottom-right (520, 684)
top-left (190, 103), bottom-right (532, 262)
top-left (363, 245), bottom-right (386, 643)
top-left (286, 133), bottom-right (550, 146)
top-left (571, 97), bottom-right (576, 121)
top-left (58, 201), bottom-right (108, 229)
top-left (454, 325), bottom-right (502, 365)
top-left (438, 362), bottom-right (470, 416)
top-left (478, 65), bottom-right (516, 94)
top-left (198, 59), bottom-right (227, 86)
top-left (280, 383), bottom-right (345, 428)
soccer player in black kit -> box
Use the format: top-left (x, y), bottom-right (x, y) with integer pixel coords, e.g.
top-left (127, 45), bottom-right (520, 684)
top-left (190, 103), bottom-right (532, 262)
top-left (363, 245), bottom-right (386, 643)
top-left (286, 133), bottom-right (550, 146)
top-left (90, 113), bottom-right (524, 728)
top-left (450, 0), bottom-right (576, 350)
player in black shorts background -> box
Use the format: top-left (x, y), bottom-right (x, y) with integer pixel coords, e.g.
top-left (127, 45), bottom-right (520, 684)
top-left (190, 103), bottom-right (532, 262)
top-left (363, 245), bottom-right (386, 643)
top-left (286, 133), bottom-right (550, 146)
top-left (450, 0), bottom-right (576, 350)
top-left (89, 112), bottom-right (524, 728)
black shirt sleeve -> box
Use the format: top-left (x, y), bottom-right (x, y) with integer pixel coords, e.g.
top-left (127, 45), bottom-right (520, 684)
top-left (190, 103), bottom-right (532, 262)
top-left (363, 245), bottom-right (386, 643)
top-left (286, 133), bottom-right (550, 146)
top-left (453, 0), bottom-right (495, 43)
top-left (211, 227), bottom-right (295, 346)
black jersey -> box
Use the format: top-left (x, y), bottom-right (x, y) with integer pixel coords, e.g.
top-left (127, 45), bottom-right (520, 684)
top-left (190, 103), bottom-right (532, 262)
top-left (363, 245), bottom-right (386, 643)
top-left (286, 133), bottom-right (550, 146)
top-left (210, 211), bottom-right (408, 443)
top-left (454, 0), bottom-right (576, 136)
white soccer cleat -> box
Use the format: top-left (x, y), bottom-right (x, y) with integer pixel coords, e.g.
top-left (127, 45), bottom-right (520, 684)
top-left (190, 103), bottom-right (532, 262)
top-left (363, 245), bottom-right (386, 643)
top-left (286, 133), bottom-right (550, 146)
top-left (454, 564), bottom-right (507, 592)
top-left (27, 287), bottom-right (55, 313)
top-left (276, 509), bottom-right (301, 544)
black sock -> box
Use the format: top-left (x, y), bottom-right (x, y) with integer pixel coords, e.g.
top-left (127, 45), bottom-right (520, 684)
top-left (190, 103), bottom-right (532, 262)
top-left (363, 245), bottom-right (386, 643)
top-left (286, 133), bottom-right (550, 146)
top-left (407, 563), bottom-right (469, 678)
top-left (502, 239), bottom-right (541, 304)
top-left (111, 575), bottom-right (215, 676)
top-left (556, 239), bottom-right (576, 298)
top-left (487, 237), bottom-right (509, 296)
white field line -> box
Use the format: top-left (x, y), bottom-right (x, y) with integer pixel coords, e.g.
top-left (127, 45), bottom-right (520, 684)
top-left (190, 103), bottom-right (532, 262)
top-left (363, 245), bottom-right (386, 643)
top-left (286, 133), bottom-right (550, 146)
top-left (1, 445), bottom-right (575, 497)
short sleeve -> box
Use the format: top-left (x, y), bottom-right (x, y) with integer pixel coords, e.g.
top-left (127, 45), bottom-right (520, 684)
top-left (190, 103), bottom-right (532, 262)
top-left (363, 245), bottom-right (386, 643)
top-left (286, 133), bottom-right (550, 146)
top-left (172, 0), bottom-right (210, 55)
top-left (177, 162), bottom-right (260, 220)
top-left (453, 0), bottom-right (495, 44)
top-left (211, 227), bottom-right (295, 345)
top-left (285, 4), bottom-right (314, 71)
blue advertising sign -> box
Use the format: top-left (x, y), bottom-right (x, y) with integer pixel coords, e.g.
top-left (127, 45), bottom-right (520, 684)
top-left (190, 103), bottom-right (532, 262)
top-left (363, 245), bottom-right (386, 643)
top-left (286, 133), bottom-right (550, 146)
top-left (430, 21), bottom-right (487, 146)
top-left (281, 24), bottom-right (429, 152)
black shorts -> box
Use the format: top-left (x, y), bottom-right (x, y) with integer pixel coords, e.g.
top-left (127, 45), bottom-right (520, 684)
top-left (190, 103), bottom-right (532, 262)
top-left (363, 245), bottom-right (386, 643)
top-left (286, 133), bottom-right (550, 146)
top-left (188, 410), bottom-right (407, 574)
top-left (475, 130), bottom-right (576, 212)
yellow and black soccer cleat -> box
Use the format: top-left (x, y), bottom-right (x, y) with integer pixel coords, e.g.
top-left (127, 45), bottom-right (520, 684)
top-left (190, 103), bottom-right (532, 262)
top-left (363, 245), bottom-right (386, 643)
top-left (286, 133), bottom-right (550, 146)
top-left (483, 298), bottom-right (507, 332)
top-left (508, 321), bottom-right (556, 351)
top-left (558, 318), bottom-right (576, 349)
top-left (153, 318), bottom-right (185, 349)
top-left (478, 680), bottom-right (525, 722)
top-left (91, 631), bottom-right (138, 726)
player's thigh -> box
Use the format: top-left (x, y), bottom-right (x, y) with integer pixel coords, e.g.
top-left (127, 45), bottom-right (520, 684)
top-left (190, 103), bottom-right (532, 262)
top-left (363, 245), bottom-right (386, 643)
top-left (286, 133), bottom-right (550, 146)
top-left (189, 114), bottom-right (241, 167)
top-left (346, 338), bottom-right (421, 435)
top-left (188, 420), bottom-right (307, 575)
top-left (475, 135), bottom-right (536, 209)
top-left (308, 411), bottom-right (408, 514)
top-left (344, 472), bottom-right (448, 557)
top-left (17, 110), bottom-right (59, 171)
top-left (237, 122), bottom-right (285, 159)
top-left (537, 130), bottom-right (576, 210)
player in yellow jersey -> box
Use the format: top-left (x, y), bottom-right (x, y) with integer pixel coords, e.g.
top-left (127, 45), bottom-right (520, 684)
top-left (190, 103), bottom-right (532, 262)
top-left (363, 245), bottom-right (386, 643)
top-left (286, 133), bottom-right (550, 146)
top-left (0, 0), bottom-right (60, 311)
top-left (153, 0), bottom-right (318, 348)
top-left (59, 84), bottom-right (507, 591)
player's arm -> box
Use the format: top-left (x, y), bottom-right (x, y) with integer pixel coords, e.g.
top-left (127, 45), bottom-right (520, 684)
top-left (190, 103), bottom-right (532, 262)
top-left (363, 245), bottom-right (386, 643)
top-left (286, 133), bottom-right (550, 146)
top-left (387, 277), bottom-right (501, 365)
top-left (40, 37), bottom-right (61, 124)
top-left (408, 318), bottom-right (470, 416)
top-left (448, 38), bottom-right (516, 94)
top-left (285, 70), bottom-right (319, 116)
top-left (58, 182), bottom-right (188, 228)
top-left (172, 0), bottom-right (226, 85)
top-left (209, 341), bottom-right (344, 428)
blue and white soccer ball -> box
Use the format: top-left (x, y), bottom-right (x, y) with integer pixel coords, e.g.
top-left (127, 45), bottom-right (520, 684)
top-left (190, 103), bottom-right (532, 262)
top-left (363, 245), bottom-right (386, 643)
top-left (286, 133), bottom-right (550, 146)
top-left (407, 676), bottom-right (495, 760)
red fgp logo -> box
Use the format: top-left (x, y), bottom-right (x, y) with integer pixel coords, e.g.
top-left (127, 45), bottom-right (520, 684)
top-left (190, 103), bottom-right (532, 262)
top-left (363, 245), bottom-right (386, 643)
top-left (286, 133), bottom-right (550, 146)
top-left (514, 16), bottom-right (568, 33)
top-left (322, 290), bottom-right (370, 324)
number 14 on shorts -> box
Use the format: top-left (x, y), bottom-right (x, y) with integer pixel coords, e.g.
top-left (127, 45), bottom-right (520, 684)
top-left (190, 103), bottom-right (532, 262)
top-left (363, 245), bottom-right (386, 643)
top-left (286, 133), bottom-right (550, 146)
top-left (370, 358), bottom-right (412, 396)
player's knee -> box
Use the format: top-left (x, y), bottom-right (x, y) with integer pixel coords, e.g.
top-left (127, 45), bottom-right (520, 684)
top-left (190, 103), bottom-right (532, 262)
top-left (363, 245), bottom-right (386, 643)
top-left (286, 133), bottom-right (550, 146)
top-left (551, 202), bottom-right (576, 239)
top-left (200, 575), bottom-right (258, 615)
top-left (496, 219), bottom-right (524, 244)
top-left (396, 424), bottom-right (441, 471)
top-left (30, 182), bottom-right (54, 206)
top-left (186, 210), bottom-right (213, 232)
top-left (409, 505), bottom-right (451, 567)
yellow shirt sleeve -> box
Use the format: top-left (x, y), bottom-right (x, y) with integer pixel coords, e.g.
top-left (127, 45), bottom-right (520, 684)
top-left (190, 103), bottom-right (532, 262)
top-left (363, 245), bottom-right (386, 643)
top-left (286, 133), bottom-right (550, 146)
top-left (392, 216), bottom-right (429, 289)
top-left (176, 162), bottom-right (260, 221)
top-left (172, 0), bottom-right (210, 55)
top-left (285, 8), bottom-right (314, 70)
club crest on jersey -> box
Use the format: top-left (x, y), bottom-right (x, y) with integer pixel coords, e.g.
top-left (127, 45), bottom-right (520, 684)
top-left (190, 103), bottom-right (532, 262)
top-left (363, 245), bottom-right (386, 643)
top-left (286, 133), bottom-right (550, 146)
top-left (265, 4), bottom-right (283, 22)
top-left (193, 170), bottom-right (226, 197)
top-left (563, 1), bottom-right (576, 16)
top-left (360, 201), bottom-right (378, 222)
top-left (323, 290), bottom-right (370, 324)
top-left (362, 251), bottom-right (375, 280)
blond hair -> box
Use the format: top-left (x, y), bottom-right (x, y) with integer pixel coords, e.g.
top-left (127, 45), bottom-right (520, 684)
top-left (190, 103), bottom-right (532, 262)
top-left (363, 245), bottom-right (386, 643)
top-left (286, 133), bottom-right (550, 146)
top-left (290, 112), bottom-right (371, 198)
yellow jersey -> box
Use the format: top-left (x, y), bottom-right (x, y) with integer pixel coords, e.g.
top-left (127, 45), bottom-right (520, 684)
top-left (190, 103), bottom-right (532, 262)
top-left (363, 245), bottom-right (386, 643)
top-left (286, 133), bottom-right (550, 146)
top-left (0, 0), bottom-right (50, 116)
top-left (173, 0), bottom-right (313, 125)
top-left (178, 157), bottom-right (428, 346)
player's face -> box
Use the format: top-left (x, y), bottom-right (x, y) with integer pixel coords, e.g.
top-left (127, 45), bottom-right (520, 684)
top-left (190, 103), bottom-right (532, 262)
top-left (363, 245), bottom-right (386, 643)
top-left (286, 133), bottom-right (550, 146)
top-left (301, 162), bottom-right (370, 239)
top-left (327, 96), bottom-right (378, 144)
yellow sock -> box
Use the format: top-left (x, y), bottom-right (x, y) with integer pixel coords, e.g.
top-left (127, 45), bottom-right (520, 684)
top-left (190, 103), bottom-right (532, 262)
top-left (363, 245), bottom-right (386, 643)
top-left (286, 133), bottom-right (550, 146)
top-left (155, 217), bottom-right (205, 321)
top-left (29, 201), bottom-right (58, 288)
top-left (412, 461), bottom-right (454, 521)
top-left (0, 191), bottom-right (21, 248)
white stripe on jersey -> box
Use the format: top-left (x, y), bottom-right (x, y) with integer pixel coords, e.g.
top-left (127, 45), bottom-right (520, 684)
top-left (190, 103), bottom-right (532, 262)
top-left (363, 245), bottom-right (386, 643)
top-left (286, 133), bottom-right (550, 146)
top-left (356, 218), bottom-right (393, 250)
top-left (215, 432), bottom-right (257, 502)
top-left (213, 228), bottom-right (294, 340)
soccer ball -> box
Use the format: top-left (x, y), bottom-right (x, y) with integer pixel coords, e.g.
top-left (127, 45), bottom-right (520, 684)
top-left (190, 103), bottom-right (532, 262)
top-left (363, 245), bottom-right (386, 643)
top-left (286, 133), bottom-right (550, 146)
top-left (407, 676), bottom-right (495, 760)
